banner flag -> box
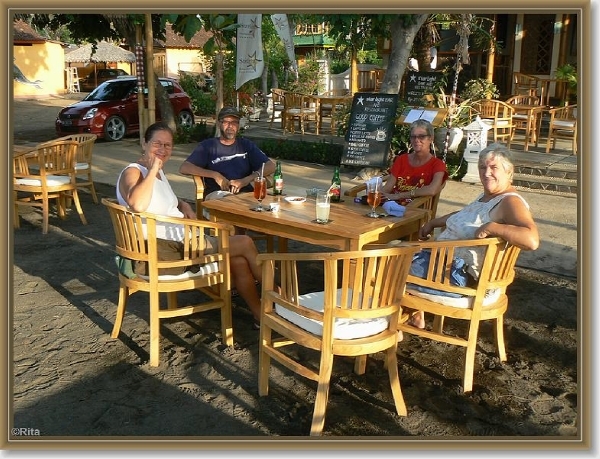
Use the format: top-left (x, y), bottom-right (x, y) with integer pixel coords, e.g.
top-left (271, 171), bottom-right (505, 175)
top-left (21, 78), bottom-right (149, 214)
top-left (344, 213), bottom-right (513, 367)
top-left (235, 14), bottom-right (264, 90)
top-left (271, 14), bottom-right (298, 75)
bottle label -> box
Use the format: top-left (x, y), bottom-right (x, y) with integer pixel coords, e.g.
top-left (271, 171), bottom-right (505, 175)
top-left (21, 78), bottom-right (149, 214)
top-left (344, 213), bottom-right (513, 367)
top-left (275, 178), bottom-right (283, 190)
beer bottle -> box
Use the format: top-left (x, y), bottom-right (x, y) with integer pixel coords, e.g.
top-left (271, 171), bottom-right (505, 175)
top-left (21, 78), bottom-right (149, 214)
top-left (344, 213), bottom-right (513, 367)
top-left (273, 161), bottom-right (283, 195)
top-left (330, 166), bottom-right (341, 202)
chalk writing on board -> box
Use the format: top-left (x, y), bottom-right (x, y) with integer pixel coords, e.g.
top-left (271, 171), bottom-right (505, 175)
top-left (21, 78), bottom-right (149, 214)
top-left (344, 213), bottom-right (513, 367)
top-left (342, 93), bottom-right (399, 168)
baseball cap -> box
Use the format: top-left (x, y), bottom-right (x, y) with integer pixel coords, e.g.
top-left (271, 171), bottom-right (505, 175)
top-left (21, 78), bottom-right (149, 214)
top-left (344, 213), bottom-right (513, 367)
top-left (218, 107), bottom-right (241, 120)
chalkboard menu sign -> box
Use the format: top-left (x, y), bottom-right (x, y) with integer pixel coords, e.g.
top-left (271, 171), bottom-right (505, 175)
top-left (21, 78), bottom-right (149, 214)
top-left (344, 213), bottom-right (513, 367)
top-left (404, 71), bottom-right (445, 106)
top-left (341, 92), bottom-right (399, 168)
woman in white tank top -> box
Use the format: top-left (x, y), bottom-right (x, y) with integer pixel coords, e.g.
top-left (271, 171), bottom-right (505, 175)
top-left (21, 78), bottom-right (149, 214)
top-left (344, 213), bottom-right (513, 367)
top-left (408, 143), bottom-right (540, 329)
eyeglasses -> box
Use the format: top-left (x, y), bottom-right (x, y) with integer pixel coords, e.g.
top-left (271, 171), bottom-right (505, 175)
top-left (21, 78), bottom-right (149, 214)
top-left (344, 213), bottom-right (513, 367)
top-left (149, 140), bottom-right (173, 150)
top-left (410, 134), bottom-right (430, 141)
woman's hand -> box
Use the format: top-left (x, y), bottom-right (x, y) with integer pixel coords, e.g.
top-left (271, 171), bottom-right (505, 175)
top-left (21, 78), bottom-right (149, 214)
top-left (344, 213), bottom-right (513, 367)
top-left (418, 221), bottom-right (434, 240)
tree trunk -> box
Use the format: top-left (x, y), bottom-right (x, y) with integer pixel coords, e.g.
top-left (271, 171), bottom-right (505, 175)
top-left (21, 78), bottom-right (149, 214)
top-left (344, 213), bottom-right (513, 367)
top-left (380, 14), bottom-right (429, 94)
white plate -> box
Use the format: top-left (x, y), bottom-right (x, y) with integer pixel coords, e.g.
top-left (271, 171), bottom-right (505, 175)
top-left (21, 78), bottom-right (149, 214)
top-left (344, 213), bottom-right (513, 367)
top-left (284, 196), bottom-right (306, 204)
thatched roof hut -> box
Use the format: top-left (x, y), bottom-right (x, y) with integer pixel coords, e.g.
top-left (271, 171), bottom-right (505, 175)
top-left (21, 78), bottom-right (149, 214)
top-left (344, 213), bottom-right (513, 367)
top-left (65, 41), bottom-right (135, 63)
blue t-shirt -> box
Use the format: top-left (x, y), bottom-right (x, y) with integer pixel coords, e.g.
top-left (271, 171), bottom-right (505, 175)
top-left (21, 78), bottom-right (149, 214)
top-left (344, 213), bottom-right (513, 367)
top-left (185, 137), bottom-right (270, 196)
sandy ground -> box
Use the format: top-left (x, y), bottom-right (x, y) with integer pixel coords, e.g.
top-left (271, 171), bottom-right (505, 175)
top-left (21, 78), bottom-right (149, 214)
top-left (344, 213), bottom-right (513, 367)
top-left (9, 96), bottom-right (581, 448)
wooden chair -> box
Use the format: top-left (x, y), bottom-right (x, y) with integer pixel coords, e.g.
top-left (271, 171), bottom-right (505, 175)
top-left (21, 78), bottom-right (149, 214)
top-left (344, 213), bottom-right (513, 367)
top-left (505, 95), bottom-right (542, 150)
top-left (396, 237), bottom-right (521, 392)
top-left (53, 134), bottom-right (99, 203)
top-left (344, 176), bottom-right (443, 225)
top-left (13, 139), bottom-right (87, 234)
top-left (318, 95), bottom-right (351, 135)
top-left (545, 104), bottom-right (577, 155)
top-left (268, 88), bottom-right (286, 129)
top-left (102, 198), bottom-right (234, 367)
top-left (283, 93), bottom-right (319, 134)
top-left (471, 99), bottom-right (515, 148)
top-left (513, 72), bottom-right (541, 99)
top-left (256, 246), bottom-right (419, 435)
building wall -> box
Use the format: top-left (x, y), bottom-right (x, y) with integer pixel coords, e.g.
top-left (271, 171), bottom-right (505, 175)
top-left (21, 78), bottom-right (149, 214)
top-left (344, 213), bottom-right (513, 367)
top-left (164, 48), bottom-right (208, 80)
top-left (14, 42), bottom-right (65, 98)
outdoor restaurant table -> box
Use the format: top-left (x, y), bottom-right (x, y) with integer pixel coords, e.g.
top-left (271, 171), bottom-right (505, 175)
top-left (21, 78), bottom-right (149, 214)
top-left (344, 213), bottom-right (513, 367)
top-left (201, 192), bottom-right (430, 252)
top-left (510, 104), bottom-right (545, 151)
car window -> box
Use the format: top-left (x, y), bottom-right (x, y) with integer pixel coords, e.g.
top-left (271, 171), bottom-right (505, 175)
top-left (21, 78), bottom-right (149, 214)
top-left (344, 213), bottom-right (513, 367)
top-left (160, 80), bottom-right (174, 95)
top-left (84, 80), bottom-right (136, 101)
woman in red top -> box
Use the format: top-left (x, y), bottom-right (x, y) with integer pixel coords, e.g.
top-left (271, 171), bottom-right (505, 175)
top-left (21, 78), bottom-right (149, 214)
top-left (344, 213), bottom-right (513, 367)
top-left (381, 119), bottom-right (448, 205)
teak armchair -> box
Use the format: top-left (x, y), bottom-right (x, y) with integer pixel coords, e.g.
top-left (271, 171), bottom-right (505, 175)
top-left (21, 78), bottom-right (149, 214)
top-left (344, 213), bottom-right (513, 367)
top-left (283, 93), bottom-right (319, 134)
top-left (53, 133), bottom-right (99, 203)
top-left (102, 198), bottom-right (234, 367)
top-left (471, 99), bottom-right (515, 148)
top-left (396, 237), bottom-right (521, 392)
top-left (256, 246), bottom-right (419, 435)
top-left (13, 139), bottom-right (87, 234)
top-left (546, 104), bottom-right (577, 155)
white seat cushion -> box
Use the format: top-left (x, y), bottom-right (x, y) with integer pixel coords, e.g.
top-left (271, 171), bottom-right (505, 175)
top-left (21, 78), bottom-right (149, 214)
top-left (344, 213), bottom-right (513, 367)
top-left (75, 162), bottom-right (90, 171)
top-left (274, 289), bottom-right (390, 340)
top-left (553, 120), bottom-right (575, 128)
top-left (138, 261), bottom-right (220, 281)
top-left (16, 175), bottom-right (71, 187)
top-left (406, 287), bottom-right (501, 309)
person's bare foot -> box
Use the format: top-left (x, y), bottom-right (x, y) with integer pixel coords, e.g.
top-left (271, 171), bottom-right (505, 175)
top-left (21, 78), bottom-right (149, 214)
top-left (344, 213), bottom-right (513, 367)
top-left (407, 311), bottom-right (425, 329)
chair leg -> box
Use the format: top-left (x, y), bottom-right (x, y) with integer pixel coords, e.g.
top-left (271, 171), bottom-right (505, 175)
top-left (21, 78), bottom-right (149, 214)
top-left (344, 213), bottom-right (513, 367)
top-left (220, 287), bottom-right (234, 346)
top-left (463, 321), bottom-right (481, 393)
top-left (70, 189), bottom-right (88, 225)
top-left (310, 351), bottom-right (334, 436)
top-left (111, 285), bottom-right (129, 338)
top-left (258, 322), bottom-right (273, 396)
top-left (42, 193), bottom-right (50, 234)
top-left (88, 172), bottom-right (99, 204)
top-left (494, 315), bottom-right (507, 362)
top-left (385, 345), bottom-right (407, 416)
top-left (149, 290), bottom-right (161, 366)
top-left (353, 355), bottom-right (367, 375)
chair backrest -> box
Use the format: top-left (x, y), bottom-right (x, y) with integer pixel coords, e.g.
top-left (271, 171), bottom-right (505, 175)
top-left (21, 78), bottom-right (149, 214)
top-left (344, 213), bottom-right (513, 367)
top-left (271, 88), bottom-right (286, 104)
top-left (284, 92), bottom-right (304, 110)
top-left (404, 237), bottom-right (521, 299)
top-left (549, 104), bottom-right (577, 124)
top-left (33, 140), bottom-right (79, 177)
top-left (472, 99), bottom-right (514, 120)
top-left (262, 247), bottom-right (419, 329)
top-left (513, 72), bottom-right (540, 93)
top-left (505, 95), bottom-right (540, 106)
top-left (102, 197), bottom-right (229, 276)
top-left (55, 133), bottom-right (98, 163)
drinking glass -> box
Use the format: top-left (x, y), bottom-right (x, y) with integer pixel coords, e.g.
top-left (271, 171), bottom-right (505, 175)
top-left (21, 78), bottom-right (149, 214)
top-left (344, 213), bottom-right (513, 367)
top-left (315, 191), bottom-right (331, 223)
top-left (366, 179), bottom-right (382, 218)
top-left (253, 176), bottom-right (267, 211)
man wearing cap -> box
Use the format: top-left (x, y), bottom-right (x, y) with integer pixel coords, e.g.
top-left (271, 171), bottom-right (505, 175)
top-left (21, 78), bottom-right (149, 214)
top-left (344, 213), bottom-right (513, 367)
top-left (180, 106), bottom-right (276, 197)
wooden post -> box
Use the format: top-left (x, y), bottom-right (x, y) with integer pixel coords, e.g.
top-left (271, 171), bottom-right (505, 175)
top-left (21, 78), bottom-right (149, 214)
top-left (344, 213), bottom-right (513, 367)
top-left (145, 14), bottom-right (156, 126)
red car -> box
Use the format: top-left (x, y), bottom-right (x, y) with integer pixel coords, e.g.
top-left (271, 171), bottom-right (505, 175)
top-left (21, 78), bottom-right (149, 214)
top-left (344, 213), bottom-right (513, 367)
top-left (55, 76), bottom-right (195, 141)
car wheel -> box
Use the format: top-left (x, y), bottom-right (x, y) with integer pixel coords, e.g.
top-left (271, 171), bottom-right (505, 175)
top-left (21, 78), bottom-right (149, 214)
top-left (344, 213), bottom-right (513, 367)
top-left (178, 110), bottom-right (194, 129)
top-left (104, 116), bottom-right (126, 141)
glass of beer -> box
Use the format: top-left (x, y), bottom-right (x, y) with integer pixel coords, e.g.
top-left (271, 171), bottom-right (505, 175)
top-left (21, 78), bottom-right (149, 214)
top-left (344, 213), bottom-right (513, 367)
top-left (366, 178), bottom-right (382, 218)
top-left (253, 176), bottom-right (267, 211)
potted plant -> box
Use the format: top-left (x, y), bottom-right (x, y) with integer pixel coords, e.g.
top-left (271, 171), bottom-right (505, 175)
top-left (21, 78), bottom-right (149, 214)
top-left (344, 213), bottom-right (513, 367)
top-left (425, 88), bottom-right (473, 153)
top-left (554, 64), bottom-right (577, 105)
top-left (459, 78), bottom-right (500, 101)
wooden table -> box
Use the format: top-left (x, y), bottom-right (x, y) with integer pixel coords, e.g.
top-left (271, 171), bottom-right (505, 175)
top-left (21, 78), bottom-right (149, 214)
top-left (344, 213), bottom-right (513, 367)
top-left (510, 104), bottom-right (545, 151)
top-left (201, 192), bottom-right (430, 252)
